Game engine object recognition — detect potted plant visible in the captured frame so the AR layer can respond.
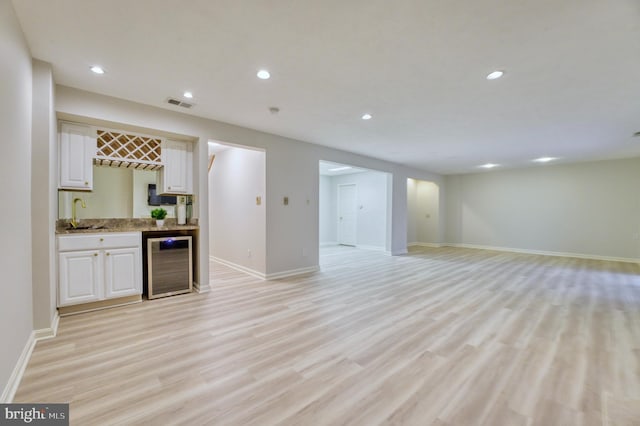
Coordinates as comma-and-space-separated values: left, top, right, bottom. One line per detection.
151, 208, 167, 227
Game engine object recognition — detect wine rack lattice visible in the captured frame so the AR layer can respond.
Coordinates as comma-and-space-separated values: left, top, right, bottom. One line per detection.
95, 129, 163, 170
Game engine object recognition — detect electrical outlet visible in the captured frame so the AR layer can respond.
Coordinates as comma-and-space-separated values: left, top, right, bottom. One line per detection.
302, 247, 308, 257
247, 249, 252, 258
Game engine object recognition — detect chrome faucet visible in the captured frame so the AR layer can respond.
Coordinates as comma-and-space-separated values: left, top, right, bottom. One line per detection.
71, 197, 86, 229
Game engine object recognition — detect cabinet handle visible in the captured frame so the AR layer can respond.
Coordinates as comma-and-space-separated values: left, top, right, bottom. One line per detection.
106, 252, 110, 256
168, 186, 172, 190
85, 181, 89, 185
94, 253, 98, 257
100, 238, 104, 242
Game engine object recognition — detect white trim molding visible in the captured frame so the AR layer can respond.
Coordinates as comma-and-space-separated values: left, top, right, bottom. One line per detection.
192, 281, 210, 293
408, 242, 443, 248
391, 248, 409, 256
1, 312, 62, 402
445, 243, 640, 264
265, 266, 320, 280
211, 256, 320, 281
33, 311, 60, 341
320, 241, 338, 247
211, 256, 266, 280
1, 333, 36, 403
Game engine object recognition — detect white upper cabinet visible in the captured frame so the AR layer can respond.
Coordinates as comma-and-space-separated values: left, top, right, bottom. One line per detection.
157, 139, 193, 194
59, 122, 96, 190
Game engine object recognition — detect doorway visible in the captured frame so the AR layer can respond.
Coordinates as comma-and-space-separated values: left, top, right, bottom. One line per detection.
337, 183, 357, 246
406, 178, 440, 247
319, 161, 391, 253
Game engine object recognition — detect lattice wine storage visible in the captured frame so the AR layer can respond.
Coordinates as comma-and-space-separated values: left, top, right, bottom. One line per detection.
95, 129, 163, 170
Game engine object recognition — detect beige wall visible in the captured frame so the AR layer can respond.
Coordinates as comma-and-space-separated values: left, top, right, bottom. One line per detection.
59, 166, 133, 219
445, 158, 640, 260
0, 0, 34, 400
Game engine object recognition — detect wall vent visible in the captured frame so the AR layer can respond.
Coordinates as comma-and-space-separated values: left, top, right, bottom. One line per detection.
166, 98, 194, 109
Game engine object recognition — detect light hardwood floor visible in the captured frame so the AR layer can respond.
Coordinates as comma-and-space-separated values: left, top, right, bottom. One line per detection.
14, 246, 640, 425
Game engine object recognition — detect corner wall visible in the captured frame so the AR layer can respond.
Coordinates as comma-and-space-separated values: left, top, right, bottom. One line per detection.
209, 146, 266, 275
0, 0, 34, 400
31, 60, 57, 332
444, 158, 640, 260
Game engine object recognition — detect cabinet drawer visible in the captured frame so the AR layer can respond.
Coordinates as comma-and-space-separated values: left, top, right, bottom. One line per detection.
58, 232, 141, 251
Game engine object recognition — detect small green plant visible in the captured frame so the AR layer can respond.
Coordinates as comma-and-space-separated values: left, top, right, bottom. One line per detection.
151, 208, 167, 220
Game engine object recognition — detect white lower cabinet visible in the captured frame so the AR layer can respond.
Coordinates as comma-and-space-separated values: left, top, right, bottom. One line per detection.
58, 232, 142, 307
59, 250, 101, 305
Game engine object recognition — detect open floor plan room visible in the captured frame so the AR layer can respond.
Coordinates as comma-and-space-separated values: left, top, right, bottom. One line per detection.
15, 247, 640, 425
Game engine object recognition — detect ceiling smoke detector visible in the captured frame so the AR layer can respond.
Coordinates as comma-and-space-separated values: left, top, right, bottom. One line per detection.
166, 97, 194, 109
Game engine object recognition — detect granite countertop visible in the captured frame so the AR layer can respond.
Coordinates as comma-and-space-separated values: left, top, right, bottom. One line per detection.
56, 218, 199, 234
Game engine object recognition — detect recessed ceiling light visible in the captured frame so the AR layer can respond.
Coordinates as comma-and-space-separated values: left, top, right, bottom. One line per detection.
486, 70, 504, 80
329, 166, 352, 172
533, 157, 558, 163
479, 163, 499, 169
257, 69, 271, 79
183, 91, 193, 99
361, 113, 372, 120
90, 66, 105, 74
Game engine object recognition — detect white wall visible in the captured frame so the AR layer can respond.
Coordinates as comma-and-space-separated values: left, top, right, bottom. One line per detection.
55, 86, 444, 280
327, 171, 389, 250
209, 146, 266, 274
318, 175, 334, 244
0, 0, 34, 400
31, 60, 57, 331
445, 158, 640, 260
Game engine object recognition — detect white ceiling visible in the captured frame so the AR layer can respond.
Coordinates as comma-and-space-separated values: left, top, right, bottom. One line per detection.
12, 0, 640, 174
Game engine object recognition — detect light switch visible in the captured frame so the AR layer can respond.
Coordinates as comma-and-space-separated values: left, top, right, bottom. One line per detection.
256, 196, 261, 205
284, 196, 289, 206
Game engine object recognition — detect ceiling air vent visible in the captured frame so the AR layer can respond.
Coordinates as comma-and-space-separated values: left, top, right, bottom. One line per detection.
166, 97, 194, 109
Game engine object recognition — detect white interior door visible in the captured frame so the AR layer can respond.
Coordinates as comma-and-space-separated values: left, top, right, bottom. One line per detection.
338, 184, 357, 246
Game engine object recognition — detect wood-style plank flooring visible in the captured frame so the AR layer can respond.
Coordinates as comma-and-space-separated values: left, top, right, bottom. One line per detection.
14, 246, 640, 425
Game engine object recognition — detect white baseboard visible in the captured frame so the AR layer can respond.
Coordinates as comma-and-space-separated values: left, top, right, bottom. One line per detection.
1, 311, 60, 403
0, 332, 36, 403
193, 281, 210, 293
265, 266, 320, 280
211, 256, 266, 280
33, 311, 59, 341
445, 243, 640, 264
408, 242, 442, 248
320, 241, 338, 247
391, 249, 409, 256
211, 256, 320, 280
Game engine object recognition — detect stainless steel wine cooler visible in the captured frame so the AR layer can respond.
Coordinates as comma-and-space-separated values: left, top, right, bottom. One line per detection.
147, 236, 192, 299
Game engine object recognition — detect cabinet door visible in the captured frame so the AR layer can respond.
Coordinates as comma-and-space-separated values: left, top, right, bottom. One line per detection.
104, 247, 142, 299
59, 122, 96, 190
158, 139, 192, 194
59, 250, 102, 306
